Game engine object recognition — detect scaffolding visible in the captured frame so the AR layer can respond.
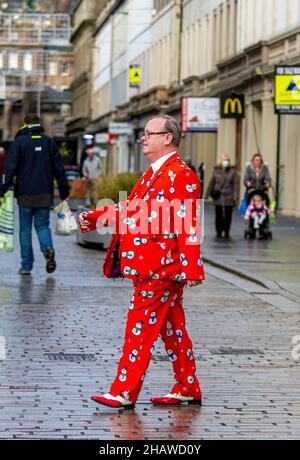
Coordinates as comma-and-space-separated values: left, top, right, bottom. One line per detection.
0, 13, 72, 46
0, 14, 72, 94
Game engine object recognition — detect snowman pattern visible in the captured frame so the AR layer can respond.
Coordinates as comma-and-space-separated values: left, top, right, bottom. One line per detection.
189, 227, 198, 243
166, 321, 174, 336
161, 289, 170, 302
180, 253, 188, 267
176, 329, 183, 343
119, 366, 127, 382
156, 190, 165, 202
167, 349, 177, 362
149, 312, 157, 325
177, 201, 186, 218
161, 250, 173, 266
186, 348, 194, 360
132, 321, 144, 336
129, 349, 139, 362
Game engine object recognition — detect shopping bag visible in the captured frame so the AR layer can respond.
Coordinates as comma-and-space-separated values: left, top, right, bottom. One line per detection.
70, 179, 87, 199
54, 200, 78, 235
269, 199, 277, 224
239, 194, 248, 216
0, 190, 14, 252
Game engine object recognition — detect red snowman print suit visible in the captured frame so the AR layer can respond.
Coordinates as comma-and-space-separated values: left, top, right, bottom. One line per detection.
80, 152, 205, 403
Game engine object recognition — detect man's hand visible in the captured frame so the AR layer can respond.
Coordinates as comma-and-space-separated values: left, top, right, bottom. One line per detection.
186, 280, 203, 287
78, 212, 91, 231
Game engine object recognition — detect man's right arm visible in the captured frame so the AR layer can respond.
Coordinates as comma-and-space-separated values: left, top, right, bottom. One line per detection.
0, 141, 20, 196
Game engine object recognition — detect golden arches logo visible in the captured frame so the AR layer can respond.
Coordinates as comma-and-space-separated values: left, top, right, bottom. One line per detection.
224, 98, 243, 115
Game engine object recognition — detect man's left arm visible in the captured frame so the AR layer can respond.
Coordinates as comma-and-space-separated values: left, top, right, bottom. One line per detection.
171, 169, 205, 283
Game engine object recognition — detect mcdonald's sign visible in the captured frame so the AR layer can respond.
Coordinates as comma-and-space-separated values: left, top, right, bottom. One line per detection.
220, 94, 245, 119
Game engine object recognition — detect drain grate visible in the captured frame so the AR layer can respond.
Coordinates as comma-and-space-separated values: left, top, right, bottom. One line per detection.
45, 353, 96, 362
209, 348, 264, 355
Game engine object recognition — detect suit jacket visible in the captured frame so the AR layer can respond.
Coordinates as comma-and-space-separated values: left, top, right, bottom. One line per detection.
80, 153, 205, 282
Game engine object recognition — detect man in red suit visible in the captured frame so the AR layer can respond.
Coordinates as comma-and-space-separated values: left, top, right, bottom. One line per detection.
79, 115, 205, 409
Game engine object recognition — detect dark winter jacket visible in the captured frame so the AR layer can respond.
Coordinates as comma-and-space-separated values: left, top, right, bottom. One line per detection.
0, 124, 69, 207
243, 163, 271, 191
205, 166, 240, 206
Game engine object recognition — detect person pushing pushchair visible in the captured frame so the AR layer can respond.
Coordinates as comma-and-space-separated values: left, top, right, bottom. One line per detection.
243, 153, 273, 240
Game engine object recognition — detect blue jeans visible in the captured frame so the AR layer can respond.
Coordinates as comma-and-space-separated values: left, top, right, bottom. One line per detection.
19, 207, 53, 271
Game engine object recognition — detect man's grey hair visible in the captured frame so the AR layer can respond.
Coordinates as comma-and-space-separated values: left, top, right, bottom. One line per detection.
153, 115, 182, 148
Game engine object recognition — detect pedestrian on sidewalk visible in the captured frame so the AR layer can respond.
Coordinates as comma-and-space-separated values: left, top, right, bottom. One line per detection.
185, 157, 196, 173
79, 115, 204, 410
0, 114, 69, 275
243, 153, 272, 206
205, 154, 239, 239
82, 147, 102, 207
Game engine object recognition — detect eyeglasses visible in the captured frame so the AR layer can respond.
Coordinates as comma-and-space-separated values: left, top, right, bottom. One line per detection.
141, 131, 170, 140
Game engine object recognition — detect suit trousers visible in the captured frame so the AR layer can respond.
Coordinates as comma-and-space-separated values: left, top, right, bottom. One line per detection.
109, 278, 202, 403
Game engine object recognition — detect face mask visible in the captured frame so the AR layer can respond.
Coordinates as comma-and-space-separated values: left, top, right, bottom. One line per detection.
223, 160, 229, 168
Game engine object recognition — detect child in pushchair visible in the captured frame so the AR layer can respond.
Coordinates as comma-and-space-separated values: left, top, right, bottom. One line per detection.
244, 191, 273, 240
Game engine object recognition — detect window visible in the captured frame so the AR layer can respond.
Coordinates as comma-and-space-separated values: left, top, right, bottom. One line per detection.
49, 61, 58, 76
0, 52, 3, 69
23, 53, 33, 72
8, 52, 18, 69
61, 62, 69, 76
52, 120, 64, 137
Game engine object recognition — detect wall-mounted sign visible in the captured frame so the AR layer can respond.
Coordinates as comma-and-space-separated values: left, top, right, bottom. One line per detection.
94, 133, 109, 144
129, 64, 141, 88
182, 97, 219, 132
220, 94, 245, 119
108, 122, 133, 135
275, 66, 300, 114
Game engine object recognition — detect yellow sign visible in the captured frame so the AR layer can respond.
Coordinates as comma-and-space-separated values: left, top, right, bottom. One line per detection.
220, 94, 244, 119
224, 98, 243, 115
129, 65, 141, 87
275, 75, 300, 105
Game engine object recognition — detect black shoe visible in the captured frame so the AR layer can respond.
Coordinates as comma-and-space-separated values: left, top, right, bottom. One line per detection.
44, 248, 56, 273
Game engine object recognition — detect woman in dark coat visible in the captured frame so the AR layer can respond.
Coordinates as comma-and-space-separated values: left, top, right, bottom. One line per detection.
205, 154, 240, 239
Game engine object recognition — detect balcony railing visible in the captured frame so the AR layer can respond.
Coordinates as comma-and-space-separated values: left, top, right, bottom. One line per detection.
0, 13, 72, 46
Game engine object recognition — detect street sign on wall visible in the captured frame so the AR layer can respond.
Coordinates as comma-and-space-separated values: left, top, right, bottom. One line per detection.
108, 122, 133, 135
182, 97, 219, 132
129, 64, 141, 88
275, 66, 300, 114
220, 94, 245, 119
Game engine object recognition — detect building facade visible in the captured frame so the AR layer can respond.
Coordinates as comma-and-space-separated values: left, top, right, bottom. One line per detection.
0, 13, 73, 141
68, 0, 300, 216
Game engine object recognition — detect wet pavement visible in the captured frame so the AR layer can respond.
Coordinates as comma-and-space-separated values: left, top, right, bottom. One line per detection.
203, 204, 300, 301
0, 209, 300, 439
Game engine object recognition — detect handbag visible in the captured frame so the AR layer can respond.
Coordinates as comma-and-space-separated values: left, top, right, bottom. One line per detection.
210, 174, 228, 200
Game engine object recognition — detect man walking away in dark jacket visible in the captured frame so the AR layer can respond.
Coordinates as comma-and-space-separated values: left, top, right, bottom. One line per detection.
0, 114, 69, 275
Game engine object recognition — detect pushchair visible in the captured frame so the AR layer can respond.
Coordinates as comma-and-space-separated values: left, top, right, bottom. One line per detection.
244, 190, 273, 240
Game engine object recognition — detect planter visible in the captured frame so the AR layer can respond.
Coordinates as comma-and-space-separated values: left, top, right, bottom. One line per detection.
76, 206, 113, 249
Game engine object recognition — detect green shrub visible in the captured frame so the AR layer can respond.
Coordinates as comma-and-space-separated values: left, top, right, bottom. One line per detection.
94, 172, 141, 203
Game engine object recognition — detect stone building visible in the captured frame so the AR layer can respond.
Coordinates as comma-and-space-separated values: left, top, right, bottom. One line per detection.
68, 0, 300, 216
0, 12, 73, 141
